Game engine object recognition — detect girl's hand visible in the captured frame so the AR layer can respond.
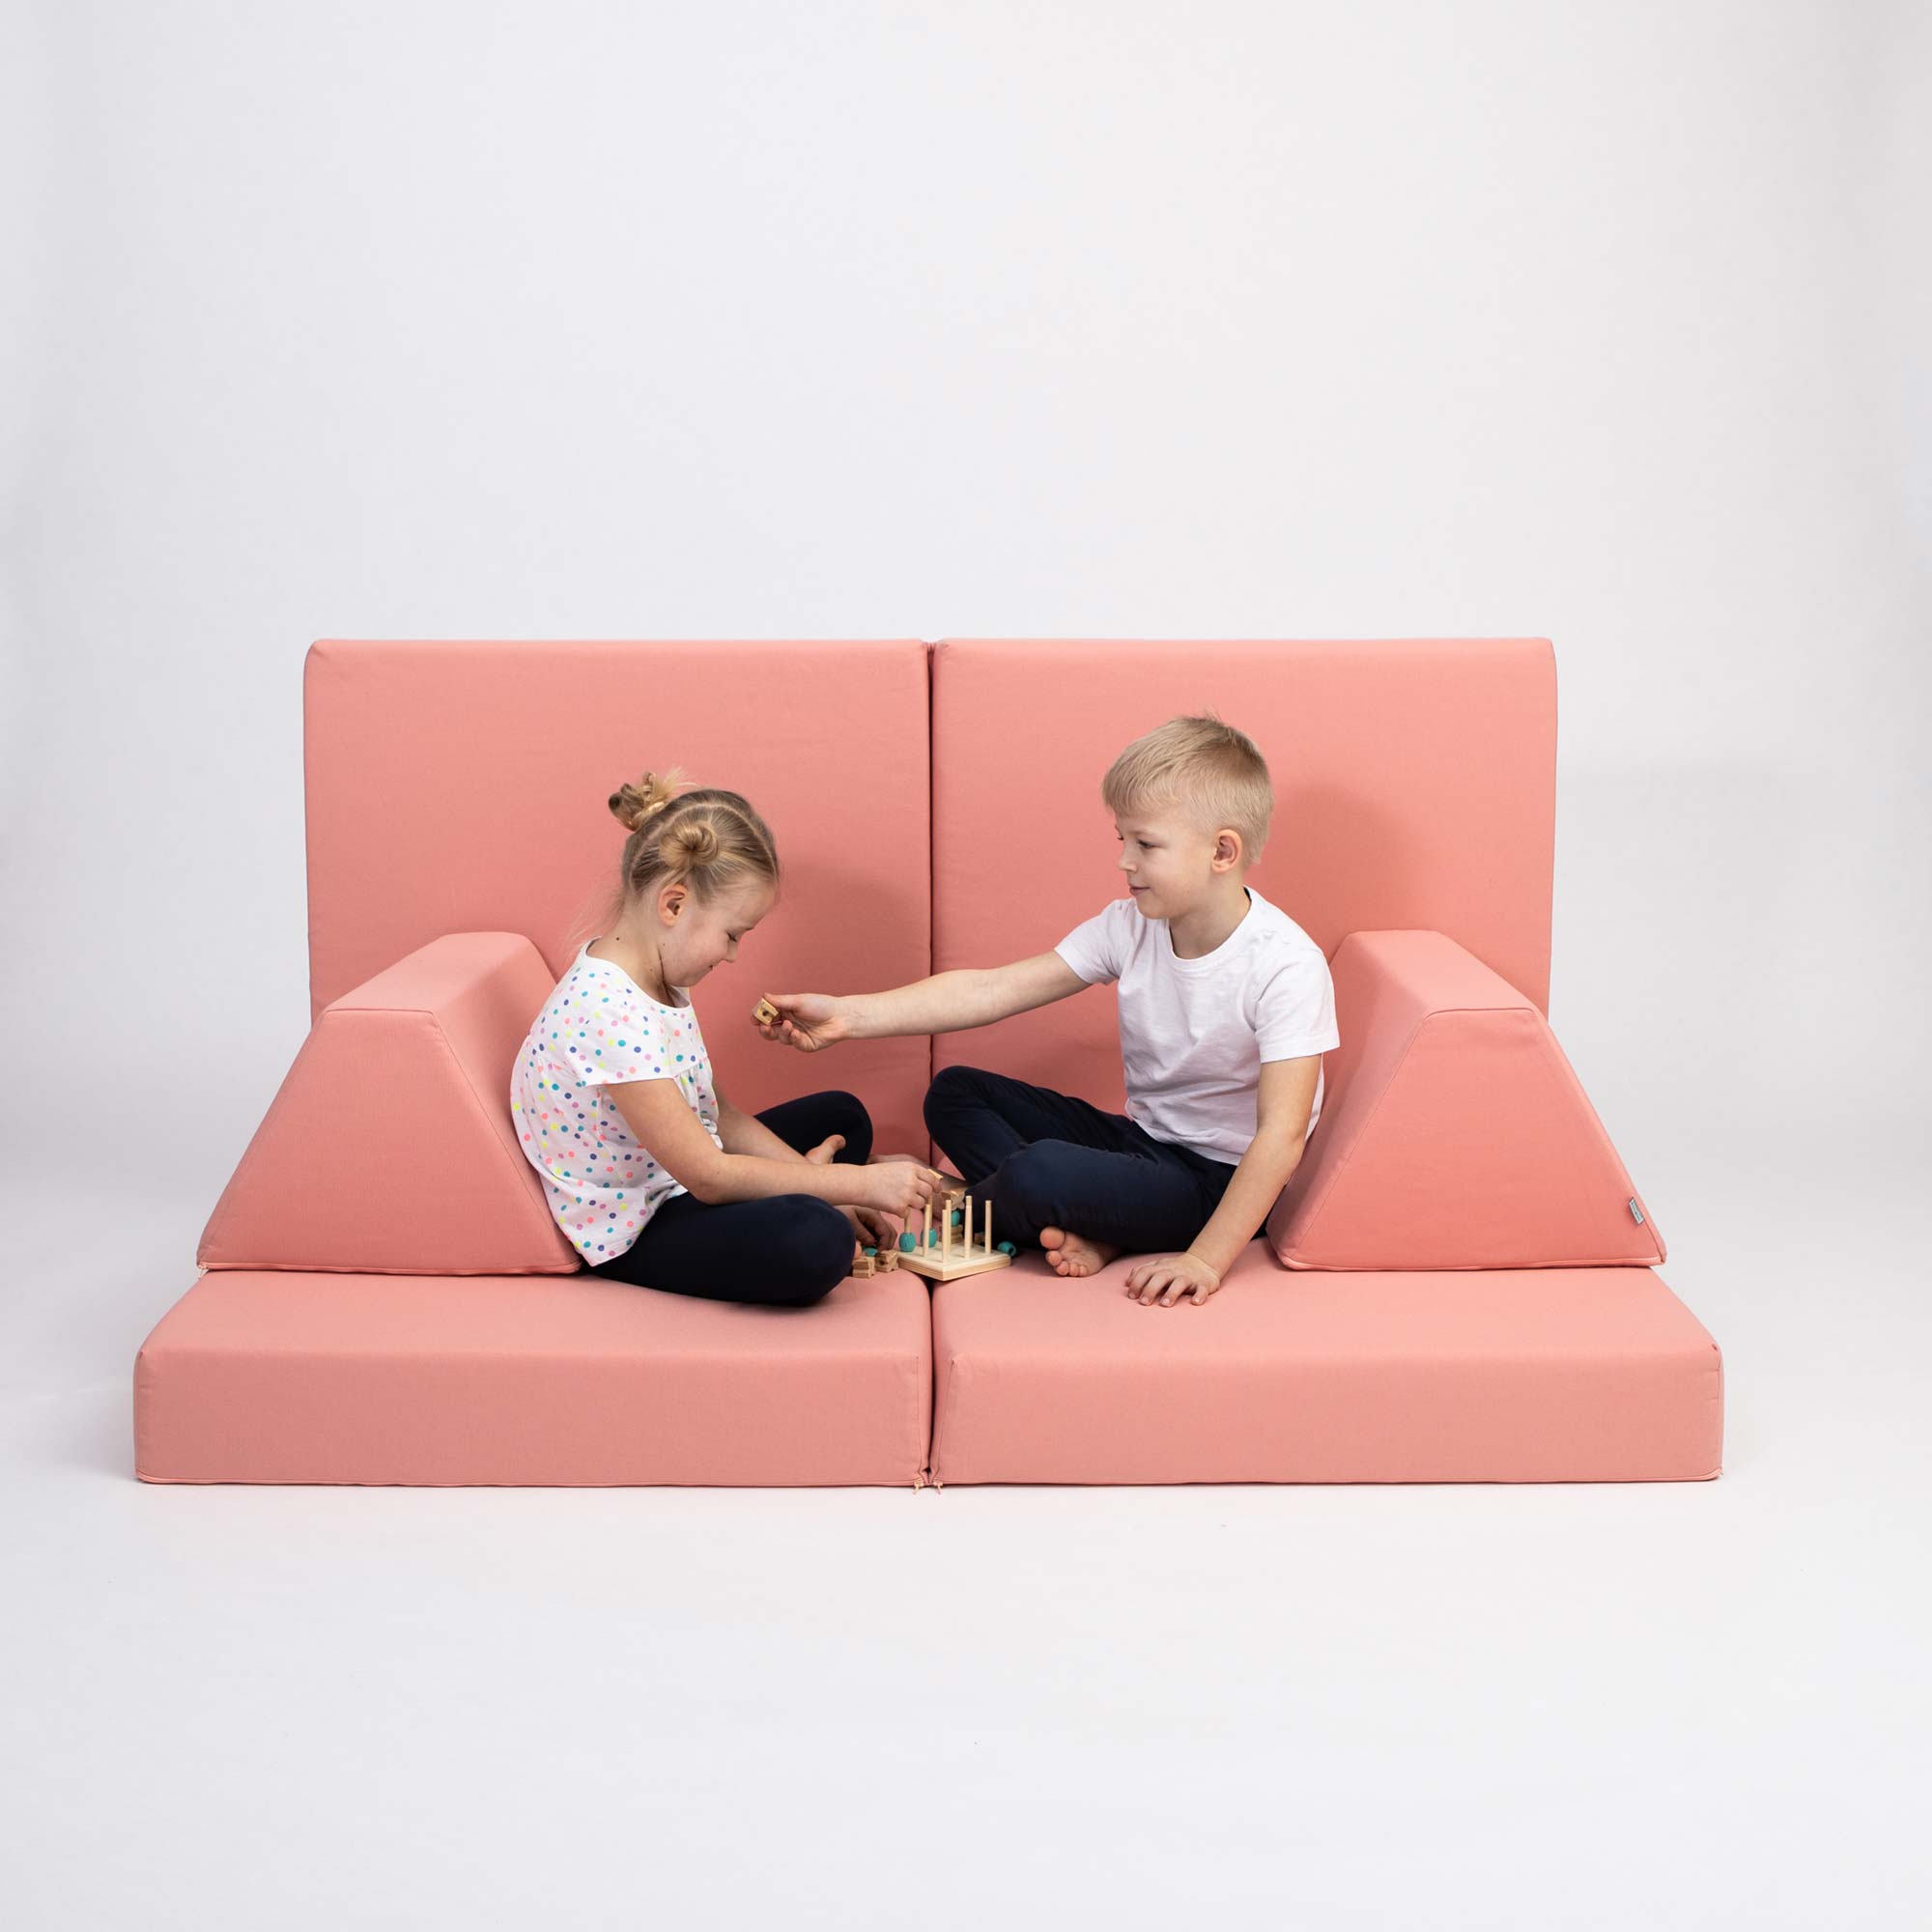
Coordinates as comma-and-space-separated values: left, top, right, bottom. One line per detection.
841, 1205, 897, 1252
854, 1161, 944, 1219
807, 1135, 896, 1253
1124, 1252, 1222, 1307
755, 993, 856, 1053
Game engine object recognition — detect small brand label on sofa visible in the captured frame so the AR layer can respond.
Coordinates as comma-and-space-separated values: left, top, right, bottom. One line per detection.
1628, 1198, 1645, 1225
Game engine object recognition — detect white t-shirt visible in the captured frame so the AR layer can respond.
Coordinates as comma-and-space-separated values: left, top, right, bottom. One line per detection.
1054, 886, 1340, 1164
510, 941, 723, 1264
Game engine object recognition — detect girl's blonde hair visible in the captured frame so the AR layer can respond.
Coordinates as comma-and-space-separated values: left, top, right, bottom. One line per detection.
568, 765, 781, 948
1100, 712, 1274, 864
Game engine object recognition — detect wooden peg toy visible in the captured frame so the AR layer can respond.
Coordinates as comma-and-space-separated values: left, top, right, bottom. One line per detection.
893, 1182, 1015, 1283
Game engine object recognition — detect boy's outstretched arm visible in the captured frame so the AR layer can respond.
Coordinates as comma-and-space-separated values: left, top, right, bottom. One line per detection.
1125, 1056, 1322, 1306
756, 952, 1085, 1051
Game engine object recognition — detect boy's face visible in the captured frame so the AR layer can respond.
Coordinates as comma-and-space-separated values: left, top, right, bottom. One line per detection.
1114, 806, 1241, 917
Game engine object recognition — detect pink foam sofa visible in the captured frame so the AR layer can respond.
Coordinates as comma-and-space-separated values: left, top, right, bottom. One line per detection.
133, 639, 1723, 1487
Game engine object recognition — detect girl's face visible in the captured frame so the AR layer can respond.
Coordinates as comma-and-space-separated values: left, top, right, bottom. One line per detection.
651, 877, 776, 988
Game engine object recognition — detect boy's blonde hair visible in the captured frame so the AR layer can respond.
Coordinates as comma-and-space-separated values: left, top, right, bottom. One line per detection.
1100, 713, 1274, 866
580, 766, 781, 942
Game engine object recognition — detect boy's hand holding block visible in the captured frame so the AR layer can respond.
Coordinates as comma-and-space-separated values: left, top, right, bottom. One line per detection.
749, 991, 858, 1053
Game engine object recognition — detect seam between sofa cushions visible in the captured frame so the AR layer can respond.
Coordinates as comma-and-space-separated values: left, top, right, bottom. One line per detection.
912, 1326, 934, 1488
924, 639, 939, 1172
928, 1307, 964, 1485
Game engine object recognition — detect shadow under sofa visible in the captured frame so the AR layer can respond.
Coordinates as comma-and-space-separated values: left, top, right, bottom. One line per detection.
132, 636, 1723, 1488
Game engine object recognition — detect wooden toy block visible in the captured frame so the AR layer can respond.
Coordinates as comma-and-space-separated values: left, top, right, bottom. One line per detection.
752, 997, 781, 1028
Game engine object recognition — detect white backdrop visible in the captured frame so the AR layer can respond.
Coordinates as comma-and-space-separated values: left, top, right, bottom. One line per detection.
4, 0, 1926, 1196
4, 5, 1929, 1927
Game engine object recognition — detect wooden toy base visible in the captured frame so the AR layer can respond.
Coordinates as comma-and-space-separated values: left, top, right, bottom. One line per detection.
894, 1247, 1014, 1283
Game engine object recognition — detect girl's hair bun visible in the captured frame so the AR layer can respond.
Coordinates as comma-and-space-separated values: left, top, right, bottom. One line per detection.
668, 818, 721, 867
609, 765, 689, 835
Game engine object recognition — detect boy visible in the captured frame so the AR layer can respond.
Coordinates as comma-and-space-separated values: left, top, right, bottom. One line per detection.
755, 715, 1338, 1307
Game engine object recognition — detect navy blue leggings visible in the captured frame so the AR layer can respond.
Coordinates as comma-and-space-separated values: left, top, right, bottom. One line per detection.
923, 1064, 1239, 1257
588, 1090, 872, 1307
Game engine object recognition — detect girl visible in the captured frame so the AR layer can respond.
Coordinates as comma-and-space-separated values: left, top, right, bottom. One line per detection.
511, 765, 941, 1306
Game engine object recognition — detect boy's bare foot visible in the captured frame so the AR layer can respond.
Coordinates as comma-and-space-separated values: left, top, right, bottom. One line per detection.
1039, 1226, 1121, 1278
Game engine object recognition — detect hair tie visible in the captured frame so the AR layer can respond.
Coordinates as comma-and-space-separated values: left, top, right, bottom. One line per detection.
636, 796, 670, 826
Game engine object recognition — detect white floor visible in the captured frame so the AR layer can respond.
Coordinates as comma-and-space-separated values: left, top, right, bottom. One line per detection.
5, 1128, 1927, 1932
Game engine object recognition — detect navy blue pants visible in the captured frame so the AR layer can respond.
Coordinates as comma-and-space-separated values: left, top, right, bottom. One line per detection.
923, 1064, 1239, 1257
589, 1090, 872, 1307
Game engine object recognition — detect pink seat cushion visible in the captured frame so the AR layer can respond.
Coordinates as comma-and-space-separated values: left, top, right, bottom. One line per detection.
1267, 931, 1663, 1271
136, 1267, 932, 1487
198, 932, 580, 1276
929, 1251, 1721, 1485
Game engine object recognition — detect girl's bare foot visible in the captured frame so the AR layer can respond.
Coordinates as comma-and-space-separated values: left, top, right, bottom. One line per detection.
1039, 1226, 1121, 1278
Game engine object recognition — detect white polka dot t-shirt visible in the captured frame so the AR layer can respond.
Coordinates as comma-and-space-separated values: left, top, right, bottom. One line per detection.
511, 941, 722, 1264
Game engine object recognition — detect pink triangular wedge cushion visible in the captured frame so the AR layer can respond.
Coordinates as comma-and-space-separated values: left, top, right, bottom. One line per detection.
198, 932, 579, 1276
1266, 930, 1663, 1271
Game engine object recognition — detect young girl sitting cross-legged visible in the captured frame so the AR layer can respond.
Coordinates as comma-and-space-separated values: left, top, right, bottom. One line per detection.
510, 764, 942, 1306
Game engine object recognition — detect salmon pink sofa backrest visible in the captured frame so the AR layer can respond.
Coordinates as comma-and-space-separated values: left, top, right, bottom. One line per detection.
303, 639, 935, 1153
927, 639, 1557, 1112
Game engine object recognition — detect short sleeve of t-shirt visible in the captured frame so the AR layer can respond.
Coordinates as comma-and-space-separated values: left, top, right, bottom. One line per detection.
1253, 946, 1341, 1064
558, 985, 681, 1087
1054, 897, 1137, 986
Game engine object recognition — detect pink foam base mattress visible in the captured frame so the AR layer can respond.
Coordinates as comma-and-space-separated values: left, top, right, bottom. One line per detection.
930, 1251, 1721, 1485
135, 1252, 1720, 1487
136, 1269, 934, 1488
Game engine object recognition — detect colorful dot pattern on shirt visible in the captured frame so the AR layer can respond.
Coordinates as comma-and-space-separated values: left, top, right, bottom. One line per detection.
509, 942, 724, 1263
